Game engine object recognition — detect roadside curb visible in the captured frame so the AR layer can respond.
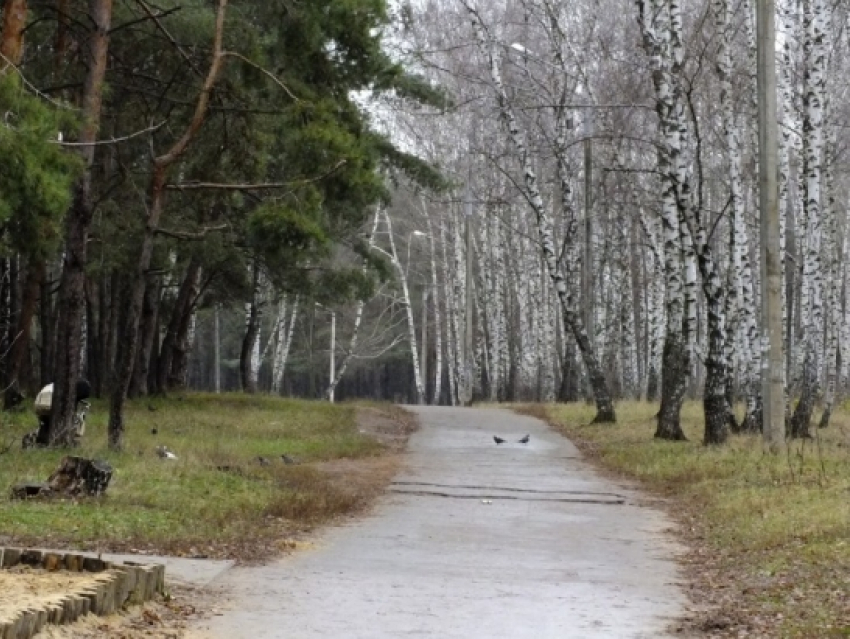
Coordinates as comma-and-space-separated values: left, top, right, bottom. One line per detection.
0, 547, 165, 639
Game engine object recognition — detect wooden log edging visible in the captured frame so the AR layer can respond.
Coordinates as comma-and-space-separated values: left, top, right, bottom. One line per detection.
0, 547, 165, 639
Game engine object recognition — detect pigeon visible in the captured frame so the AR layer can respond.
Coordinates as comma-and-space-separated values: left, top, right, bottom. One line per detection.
281, 454, 300, 465
518, 434, 530, 444
148, 404, 157, 412
150, 427, 158, 435
493, 436, 506, 444
155, 445, 177, 460
256, 456, 270, 466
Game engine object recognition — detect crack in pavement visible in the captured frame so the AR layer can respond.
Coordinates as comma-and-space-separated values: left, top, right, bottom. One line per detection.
391, 480, 625, 499
389, 488, 626, 505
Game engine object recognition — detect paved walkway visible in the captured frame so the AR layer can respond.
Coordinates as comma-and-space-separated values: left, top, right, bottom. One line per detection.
187, 407, 687, 638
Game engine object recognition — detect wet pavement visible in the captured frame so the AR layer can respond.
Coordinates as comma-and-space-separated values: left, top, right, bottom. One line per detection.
187, 406, 687, 638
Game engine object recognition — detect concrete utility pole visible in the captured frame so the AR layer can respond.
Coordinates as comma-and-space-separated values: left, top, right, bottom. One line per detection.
214, 304, 221, 393
463, 183, 475, 407
421, 289, 428, 404
583, 121, 594, 344
329, 311, 336, 403
757, 0, 785, 451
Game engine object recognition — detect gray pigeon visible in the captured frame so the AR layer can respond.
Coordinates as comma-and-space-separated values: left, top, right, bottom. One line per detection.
518, 434, 530, 444
493, 436, 506, 444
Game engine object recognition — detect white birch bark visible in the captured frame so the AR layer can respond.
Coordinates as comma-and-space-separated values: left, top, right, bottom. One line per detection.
639, 210, 665, 400
819, 124, 839, 428
440, 216, 459, 405
639, 0, 730, 442
463, 1, 616, 421
271, 295, 299, 395
790, 0, 829, 437
381, 207, 426, 403
423, 209, 443, 404
714, 0, 759, 430
326, 207, 382, 400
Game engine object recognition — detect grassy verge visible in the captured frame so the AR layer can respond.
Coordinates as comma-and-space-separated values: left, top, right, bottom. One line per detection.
0, 394, 411, 561
522, 401, 850, 638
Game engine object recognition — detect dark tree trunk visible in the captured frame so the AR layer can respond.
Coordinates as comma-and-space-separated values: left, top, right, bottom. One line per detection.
5, 260, 42, 407
108, 0, 226, 449
158, 259, 201, 393
789, 352, 816, 439
0, 259, 9, 390
557, 340, 580, 402
49, 0, 112, 446
567, 316, 616, 422
85, 278, 101, 396
646, 366, 659, 403
39, 268, 56, 386
109, 171, 163, 449
702, 303, 729, 445
104, 272, 122, 393
50, 190, 93, 446
168, 290, 198, 390
5, 255, 20, 378
655, 333, 689, 440
130, 276, 160, 397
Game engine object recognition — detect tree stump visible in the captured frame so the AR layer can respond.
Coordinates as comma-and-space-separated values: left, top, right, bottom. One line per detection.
47, 457, 113, 496
10, 483, 52, 499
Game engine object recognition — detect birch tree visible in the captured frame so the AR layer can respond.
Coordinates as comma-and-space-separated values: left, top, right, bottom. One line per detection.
789, 0, 829, 438
462, 0, 616, 422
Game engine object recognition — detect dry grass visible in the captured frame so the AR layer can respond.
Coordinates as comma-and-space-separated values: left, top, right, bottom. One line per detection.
0, 394, 407, 561
523, 400, 850, 638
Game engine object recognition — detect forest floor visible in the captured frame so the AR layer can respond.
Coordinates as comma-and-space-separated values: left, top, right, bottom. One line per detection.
0, 396, 416, 638
523, 400, 850, 639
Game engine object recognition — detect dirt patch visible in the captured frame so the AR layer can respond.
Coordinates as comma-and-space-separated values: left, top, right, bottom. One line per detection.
312, 404, 418, 498
4, 404, 417, 639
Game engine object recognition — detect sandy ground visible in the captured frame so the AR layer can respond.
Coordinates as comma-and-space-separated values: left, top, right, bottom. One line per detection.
0, 566, 105, 623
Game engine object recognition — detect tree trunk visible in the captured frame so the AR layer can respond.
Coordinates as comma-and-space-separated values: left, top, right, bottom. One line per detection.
4, 260, 41, 407
382, 207, 425, 404
0, 0, 27, 70
463, 9, 615, 422
39, 267, 56, 386
425, 213, 443, 404
271, 296, 298, 394
130, 276, 161, 397
49, 0, 112, 446
656, 332, 689, 440
108, 0, 227, 449
703, 290, 730, 445
240, 261, 262, 394
157, 259, 201, 393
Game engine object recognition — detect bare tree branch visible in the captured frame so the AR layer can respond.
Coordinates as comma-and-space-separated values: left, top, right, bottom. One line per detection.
166, 160, 347, 190
52, 119, 167, 146
223, 51, 300, 102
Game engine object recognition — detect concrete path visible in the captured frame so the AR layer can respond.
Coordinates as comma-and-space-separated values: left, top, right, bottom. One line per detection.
188, 407, 687, 638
